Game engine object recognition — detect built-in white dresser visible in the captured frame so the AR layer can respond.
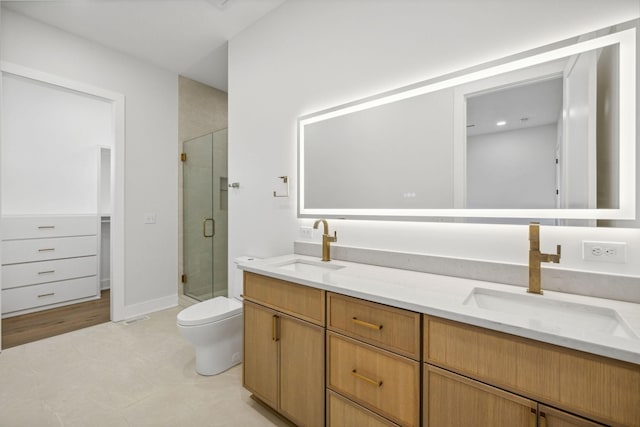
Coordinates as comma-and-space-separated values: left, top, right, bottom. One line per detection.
1, 215, 100, 318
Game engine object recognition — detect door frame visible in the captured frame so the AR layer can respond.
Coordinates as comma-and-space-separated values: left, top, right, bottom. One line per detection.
0, 61, 126, 333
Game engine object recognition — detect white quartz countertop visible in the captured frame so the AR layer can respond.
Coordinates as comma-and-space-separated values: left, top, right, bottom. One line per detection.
238, 254, 640, 365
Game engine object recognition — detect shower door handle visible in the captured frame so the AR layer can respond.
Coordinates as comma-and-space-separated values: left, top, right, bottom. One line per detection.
203, 218, 215, 238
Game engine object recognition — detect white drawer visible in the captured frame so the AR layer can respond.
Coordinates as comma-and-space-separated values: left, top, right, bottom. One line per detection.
1, 236, 97, 264
1, 276, 98, 315
2, 256, 97, 290
2, 215, 97, 240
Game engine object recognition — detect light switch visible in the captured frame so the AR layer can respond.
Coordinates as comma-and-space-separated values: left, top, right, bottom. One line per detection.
144, 213, 157, 224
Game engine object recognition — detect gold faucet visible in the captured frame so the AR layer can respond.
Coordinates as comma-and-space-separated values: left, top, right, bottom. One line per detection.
313, 219, 337, 262
528, 222, 561, 295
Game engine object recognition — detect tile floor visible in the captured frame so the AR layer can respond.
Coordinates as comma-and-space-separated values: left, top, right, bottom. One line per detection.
0, 306, 290, 427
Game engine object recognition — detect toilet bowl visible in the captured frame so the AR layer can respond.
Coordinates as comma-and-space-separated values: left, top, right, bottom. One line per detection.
177, 296, 243, 376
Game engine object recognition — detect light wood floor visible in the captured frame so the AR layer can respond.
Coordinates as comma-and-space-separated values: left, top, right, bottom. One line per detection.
1, 289, 110, 349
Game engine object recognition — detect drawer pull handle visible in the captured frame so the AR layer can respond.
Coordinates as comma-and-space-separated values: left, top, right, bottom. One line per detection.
37, 292, 55, 298
351, 369, 382, 387
530, 409, 537, 427
38, 270, 55, 275
351, 317, 383, 330
38, 225, 55, 229
38, 248, 55, 252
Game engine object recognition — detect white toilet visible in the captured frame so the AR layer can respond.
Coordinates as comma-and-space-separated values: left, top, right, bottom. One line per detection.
177, 257, 255, 376
177, 296, 242, 375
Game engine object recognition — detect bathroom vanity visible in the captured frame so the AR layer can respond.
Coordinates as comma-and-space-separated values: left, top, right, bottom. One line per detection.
240, 255, 640, 427
243, 272, 325, 427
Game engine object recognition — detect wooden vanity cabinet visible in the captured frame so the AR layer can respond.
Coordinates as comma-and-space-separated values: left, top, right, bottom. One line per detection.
243, 273, 325, 427
327, 293, 421, 427
243, 270, 638, 427
423, 315, 639, 427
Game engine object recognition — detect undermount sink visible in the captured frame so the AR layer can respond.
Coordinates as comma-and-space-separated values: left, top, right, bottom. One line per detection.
463, 287, 638, 340
274, 259, 345, 274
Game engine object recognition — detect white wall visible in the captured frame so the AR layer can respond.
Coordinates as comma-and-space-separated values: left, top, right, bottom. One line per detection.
228, 0, 640, 288
1, 9, 178, 311
467, 125, 557, 209
2, 74, 112, 214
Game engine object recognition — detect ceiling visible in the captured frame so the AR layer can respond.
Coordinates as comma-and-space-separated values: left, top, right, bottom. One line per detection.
1, 0, 287, 92
466, 77, 564, 137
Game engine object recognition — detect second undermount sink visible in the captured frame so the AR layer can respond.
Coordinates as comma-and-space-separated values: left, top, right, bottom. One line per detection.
463, 287, 638, 340
274, 259, 345, 274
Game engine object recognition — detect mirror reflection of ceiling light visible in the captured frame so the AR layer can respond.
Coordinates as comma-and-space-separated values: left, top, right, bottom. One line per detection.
496, 120, 507, 126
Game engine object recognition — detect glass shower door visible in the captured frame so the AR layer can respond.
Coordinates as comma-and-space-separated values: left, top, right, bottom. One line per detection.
182, 130, 228, 301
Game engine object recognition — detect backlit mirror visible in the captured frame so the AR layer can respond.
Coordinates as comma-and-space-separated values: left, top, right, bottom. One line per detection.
298, 23, 636, 222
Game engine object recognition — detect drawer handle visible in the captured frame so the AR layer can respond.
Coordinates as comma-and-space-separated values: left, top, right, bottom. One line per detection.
351, 317, 383, 330
38, 270, 56, 275
38, 225, 55, 229
530, 409, 537, 427
351, 369, 382, 387
38, 248, 55, 252
37, 292, 55, 298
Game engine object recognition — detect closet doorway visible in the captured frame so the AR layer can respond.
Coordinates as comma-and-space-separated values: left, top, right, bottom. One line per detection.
0, 64, 125, 349
182, 129, 228, 301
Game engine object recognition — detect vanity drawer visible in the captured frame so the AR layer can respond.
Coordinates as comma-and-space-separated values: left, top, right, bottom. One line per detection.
243, 272, 325, 325
327, 292, 421, 360
1, 236, 97, 264
2, 256, 97, 289
424, 315, 640, 427
2, 215, 97, 240
2, 276, 98, 315
327, 332, 420, 427
327, 390, 400, 427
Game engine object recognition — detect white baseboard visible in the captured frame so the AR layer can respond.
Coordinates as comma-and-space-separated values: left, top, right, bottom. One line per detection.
122, 294, 178, 320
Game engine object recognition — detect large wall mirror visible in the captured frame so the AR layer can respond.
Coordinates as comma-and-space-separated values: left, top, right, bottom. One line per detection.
298, 22, 636, 224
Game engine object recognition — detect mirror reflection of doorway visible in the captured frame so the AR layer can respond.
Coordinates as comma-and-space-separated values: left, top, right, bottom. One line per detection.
182, 129, 228, 301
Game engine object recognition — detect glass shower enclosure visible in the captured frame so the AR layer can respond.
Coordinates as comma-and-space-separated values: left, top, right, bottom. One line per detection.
182, 129, 228, 301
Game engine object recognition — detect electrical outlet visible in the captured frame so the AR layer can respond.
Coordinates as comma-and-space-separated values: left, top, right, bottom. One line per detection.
299, 226, 313, 239
582, 241, 626, 263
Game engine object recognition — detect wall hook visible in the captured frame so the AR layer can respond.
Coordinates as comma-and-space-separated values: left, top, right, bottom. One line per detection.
273, 176, 289, 198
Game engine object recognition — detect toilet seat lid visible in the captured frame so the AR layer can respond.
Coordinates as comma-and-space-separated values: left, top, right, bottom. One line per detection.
177, 296, 242, 326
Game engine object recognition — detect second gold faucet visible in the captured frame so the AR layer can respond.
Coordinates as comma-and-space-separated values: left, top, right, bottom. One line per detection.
528, 222, 561, 295
313, 219, 337, 262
